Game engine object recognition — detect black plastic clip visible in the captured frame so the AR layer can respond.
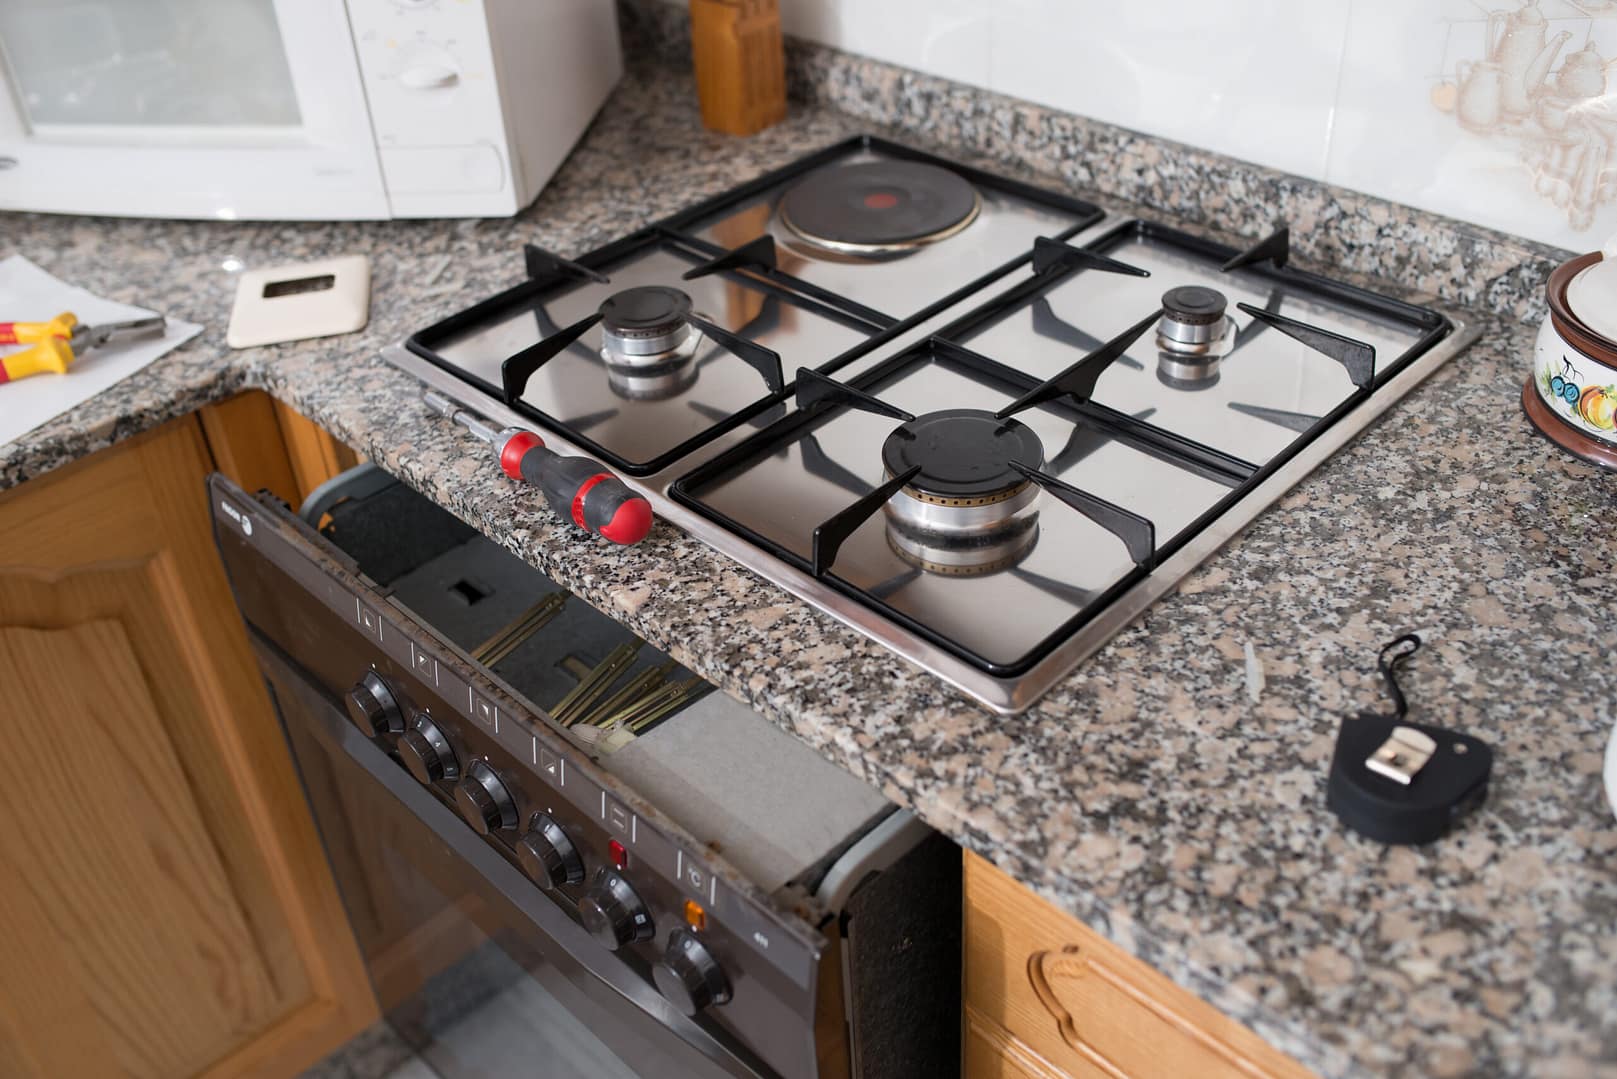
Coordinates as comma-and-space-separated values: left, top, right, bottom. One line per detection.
1326, 635, 1492, 845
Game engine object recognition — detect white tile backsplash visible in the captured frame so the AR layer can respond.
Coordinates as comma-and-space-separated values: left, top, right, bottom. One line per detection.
671, 0, 1617, 251
1326, 0, 1617, 251
986, 0, 1353, 180
780, 0, 992, 87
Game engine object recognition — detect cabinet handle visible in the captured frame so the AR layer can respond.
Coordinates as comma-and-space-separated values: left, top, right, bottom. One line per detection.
1027, 946, 1093, 1053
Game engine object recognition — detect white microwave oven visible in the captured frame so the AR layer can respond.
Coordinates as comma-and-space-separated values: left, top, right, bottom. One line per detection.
0, 0, 623, 220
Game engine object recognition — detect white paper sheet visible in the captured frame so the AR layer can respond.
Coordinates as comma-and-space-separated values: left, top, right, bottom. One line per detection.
0, 255, 204, 448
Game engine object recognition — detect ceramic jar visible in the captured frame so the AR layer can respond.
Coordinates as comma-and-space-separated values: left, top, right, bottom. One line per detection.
1526, 241, 1617, 466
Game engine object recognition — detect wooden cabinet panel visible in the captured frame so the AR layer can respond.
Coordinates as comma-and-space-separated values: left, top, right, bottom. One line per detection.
0, 614, 282, 1077
198, 391, 303, 507
200, 391, 360, 510
270, 398, 360, 504
965, 1004, 1071, 1079
963, 852, 1312, 1079
0, 418, 375, 1078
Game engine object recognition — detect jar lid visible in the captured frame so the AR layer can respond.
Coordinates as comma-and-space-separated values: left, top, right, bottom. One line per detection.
1564, 232, 1617, 343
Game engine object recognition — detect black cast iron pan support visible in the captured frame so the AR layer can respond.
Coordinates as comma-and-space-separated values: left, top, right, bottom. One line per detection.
681, 235, 779, 280
524, 242, 610, 284
501, 311, 605, 403
1031, 298, 1146, 371
1220, 227, 1290, 273
1031, 236, 1151, 279
686, 313, 786, 392
1007, 461, 1155, 568
996, 309, 1161, 417
1235, 302, 1376, 389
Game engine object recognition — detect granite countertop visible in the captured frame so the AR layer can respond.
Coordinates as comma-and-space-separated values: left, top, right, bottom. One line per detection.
3, 55, 1614, 1079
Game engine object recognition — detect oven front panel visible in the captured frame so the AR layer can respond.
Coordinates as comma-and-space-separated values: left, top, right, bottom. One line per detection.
261, 640, 727, 1078
208, 476, 831, 1079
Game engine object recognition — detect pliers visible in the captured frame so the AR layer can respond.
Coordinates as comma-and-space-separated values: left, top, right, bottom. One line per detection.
0, 310, 167, 384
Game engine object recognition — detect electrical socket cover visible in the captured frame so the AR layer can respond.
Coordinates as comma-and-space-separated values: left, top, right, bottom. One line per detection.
227, 255, 370, 349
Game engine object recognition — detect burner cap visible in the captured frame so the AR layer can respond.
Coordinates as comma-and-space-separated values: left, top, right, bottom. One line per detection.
1161, 286, 1228, 325
881, 409, 1045, 502
599, 286, 693, 338
780, 160, 981, 253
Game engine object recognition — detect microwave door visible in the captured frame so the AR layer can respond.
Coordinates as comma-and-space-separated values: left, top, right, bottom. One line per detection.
0, 0, 386, 219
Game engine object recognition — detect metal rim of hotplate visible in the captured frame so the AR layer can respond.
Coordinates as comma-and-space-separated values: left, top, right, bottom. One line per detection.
780, 189, 984, 257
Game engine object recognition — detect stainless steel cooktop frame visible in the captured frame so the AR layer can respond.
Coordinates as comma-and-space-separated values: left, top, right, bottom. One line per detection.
387, 291, 1477, 715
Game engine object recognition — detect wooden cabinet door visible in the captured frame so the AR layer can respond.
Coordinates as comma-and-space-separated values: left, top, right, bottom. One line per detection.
963, 852, 1313, 1079
0, 418, 375, 1078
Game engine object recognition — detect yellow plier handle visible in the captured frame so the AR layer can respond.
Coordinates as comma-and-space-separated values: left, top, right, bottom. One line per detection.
0, 338, 76, 383
0, 311, 77, 345
0, 311, 78, 384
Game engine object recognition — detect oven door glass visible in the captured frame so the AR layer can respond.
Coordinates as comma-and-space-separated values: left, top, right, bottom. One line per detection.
257, 641, 758, 1079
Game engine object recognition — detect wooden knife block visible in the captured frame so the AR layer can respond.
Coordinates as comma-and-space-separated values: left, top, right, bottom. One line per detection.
689, 0, 787, 136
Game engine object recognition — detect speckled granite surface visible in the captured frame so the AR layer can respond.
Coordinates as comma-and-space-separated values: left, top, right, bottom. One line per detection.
3, 44, 1614, 1079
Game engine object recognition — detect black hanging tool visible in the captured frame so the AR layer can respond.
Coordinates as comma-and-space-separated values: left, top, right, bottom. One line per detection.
1326, 635, 1492, 845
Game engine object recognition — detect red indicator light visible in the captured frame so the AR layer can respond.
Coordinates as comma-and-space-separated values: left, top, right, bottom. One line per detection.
609, 839, 628, 869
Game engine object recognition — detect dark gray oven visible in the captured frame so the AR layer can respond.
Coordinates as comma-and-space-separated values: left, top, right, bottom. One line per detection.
208, 470, 959, 1079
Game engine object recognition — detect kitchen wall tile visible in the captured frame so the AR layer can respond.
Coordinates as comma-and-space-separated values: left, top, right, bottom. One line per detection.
656, 0, 1607, 250
779, 0, 993, 88
984, 0, 1353, 180
1326, 0, 1617, 252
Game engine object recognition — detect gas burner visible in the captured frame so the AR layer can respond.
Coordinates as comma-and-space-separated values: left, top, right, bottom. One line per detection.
598, 286, 702, 400
600, 285, 694, 351
779, 160, 982, 256
1155, 285, 1235, 389
878, 409, 1045, 573
794, 368, 1156, 587
497, 258, 785, 408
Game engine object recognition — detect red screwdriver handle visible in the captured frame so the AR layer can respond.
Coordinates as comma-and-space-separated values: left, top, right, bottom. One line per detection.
497, 431, 653, 545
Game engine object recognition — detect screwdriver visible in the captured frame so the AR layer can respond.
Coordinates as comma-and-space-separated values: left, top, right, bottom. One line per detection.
424, 390, 653, 546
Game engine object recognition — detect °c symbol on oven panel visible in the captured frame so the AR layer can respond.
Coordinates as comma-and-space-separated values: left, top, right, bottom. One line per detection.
676, 852, 718, 905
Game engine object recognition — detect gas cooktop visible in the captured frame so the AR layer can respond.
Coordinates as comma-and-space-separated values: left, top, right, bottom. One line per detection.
387, 135, 1479, 714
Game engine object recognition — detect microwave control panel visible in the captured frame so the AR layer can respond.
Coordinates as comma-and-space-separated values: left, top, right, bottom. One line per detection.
345, 0, 622, 217
348, 0, 512, 211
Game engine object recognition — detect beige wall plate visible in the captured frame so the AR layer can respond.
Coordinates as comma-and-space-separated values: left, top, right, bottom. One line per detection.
227, 255, 370, 349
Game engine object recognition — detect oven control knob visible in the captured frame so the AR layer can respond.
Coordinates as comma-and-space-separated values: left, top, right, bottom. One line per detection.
347, 672, 406, 737
454, 761, 518, 834
654, 930, 731, 1016
516, 814, 584, 891
578, 869, 654, 950
398, 714, 458, 784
